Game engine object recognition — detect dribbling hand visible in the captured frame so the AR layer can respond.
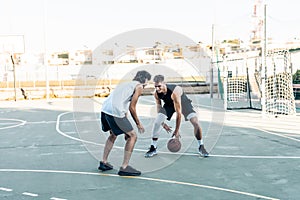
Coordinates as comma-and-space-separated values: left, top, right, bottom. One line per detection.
171, 131, 180, 139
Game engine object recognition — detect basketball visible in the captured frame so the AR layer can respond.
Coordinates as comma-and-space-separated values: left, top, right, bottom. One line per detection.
167, 138, 181, 152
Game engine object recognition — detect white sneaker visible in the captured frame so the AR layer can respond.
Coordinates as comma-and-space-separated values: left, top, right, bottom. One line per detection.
145, 145, 157, 158
198, 145, 209, 157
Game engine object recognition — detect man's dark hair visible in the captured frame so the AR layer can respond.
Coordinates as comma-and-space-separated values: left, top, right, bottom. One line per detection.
133, 70, 151, 84
153, 75, 164, 83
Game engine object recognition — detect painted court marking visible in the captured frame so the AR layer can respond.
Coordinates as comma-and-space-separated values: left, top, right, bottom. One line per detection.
0, 169, 279, 200
224, 119, 300, 143
0, 185, 66, 200
1, 111, 298, 159
22, 192, 39, 197
56, 111, 300, 159
92, 98, 300, 143
1, 102, 298, 200
50, 197, 67, 200
0, 187, 13, 192
0, 118, 26, 130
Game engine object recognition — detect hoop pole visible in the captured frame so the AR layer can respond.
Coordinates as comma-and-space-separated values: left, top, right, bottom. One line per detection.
11, 55, 17, 101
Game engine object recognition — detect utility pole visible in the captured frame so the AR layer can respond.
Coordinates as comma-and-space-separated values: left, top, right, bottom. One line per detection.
261, 4, 267, 116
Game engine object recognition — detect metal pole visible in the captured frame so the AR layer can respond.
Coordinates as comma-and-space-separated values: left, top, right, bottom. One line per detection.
261, 4, 267, 116
210, 24, 215, 98
11, 55, 17, 101
223, 57, 228, 110
245, 55, 252, 109
43, 0, 49, 101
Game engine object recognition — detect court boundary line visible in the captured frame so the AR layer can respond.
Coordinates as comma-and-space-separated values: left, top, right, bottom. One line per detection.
0, 112, 292, 160
56, 112, 300, 159
56, 111, 300, 159
0, 169, 279, 200
0, 118, 26, 130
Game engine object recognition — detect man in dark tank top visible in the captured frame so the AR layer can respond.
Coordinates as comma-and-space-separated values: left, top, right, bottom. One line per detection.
145, 75, 209, 158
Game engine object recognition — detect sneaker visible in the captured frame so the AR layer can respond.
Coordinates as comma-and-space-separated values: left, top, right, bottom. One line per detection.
198, 145, 209, 157
98, 161, 113, 171
144, 145, 157, 158
118, 165, 141, 176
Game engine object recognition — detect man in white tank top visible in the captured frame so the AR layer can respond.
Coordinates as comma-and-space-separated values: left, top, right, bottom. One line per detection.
99, 70, 151, 176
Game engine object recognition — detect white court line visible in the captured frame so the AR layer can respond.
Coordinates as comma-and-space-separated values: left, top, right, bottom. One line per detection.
56, 112, 101, 146
22, 192, 38, 197
209, 154, 300, 159
284, 133, 300, 137
0, 118, 26, 130
158, 152, 300, 159
0, 169, 279, 200
50, 197, 67, 200
56, 112, 300, 159
237, 123, 300, 143
0, 122, 21, 125
0, 187, 13, 192
25, 119, 100, 125
192, 102, 300, 143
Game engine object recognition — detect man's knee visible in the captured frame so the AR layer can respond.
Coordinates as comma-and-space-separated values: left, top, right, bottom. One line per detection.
109, 131, 117, 141
154, 113, 167, 125
152, 113, 167, 137
125, 130, 137, 141
189, 116, 200, 127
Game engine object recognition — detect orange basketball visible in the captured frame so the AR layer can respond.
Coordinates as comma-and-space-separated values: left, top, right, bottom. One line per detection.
167, 138, 181, 152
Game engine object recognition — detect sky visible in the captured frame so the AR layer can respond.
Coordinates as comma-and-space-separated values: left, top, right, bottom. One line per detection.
0, 0, 299, 53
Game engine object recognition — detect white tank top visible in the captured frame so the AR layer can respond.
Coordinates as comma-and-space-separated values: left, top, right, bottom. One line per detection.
101, 81, 139, 117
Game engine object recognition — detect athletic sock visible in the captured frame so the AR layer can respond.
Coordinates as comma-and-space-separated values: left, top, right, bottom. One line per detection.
198, 140, 203, 147
151, 140, 158, 148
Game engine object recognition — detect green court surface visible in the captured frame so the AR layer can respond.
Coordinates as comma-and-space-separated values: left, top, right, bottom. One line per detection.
0, 97, 299, 200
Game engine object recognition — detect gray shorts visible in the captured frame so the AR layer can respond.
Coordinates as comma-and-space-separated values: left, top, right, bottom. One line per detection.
159, 102, 195, 121
101, 112, 133, 135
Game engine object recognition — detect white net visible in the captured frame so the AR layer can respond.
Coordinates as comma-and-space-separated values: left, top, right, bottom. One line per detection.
264, 51, 296, 115
222, 54, 262, 110
221, 50, 296, 115
227, 77, 247, 101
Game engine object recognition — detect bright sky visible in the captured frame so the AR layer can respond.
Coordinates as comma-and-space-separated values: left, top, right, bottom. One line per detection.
0, 0, 299, 53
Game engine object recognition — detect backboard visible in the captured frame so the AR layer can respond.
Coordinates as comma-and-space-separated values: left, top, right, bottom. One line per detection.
0, 35, 25, 54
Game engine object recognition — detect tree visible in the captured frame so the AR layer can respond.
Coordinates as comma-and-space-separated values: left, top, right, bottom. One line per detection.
293, 70, 300, 84
293, 70, 300, 99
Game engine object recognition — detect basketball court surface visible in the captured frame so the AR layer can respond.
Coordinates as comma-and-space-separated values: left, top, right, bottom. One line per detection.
0, 95, 299, 200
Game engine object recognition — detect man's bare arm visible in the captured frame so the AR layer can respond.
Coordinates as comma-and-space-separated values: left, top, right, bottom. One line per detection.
171, 86, 183, 138
154, 92, 162, 113
129, 84, 144, 133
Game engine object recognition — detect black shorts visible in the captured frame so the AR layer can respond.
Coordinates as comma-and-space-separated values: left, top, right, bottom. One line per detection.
159, 101, 195, 121
101, 112, 133, 135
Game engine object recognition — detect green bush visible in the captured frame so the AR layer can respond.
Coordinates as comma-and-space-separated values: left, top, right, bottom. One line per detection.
293, 70, 300, 84
293, 70, 300, 99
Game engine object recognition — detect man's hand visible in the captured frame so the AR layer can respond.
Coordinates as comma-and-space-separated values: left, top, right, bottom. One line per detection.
137, 124, 145, 134
172, 131, 180, 139
162, 123, 172, 133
